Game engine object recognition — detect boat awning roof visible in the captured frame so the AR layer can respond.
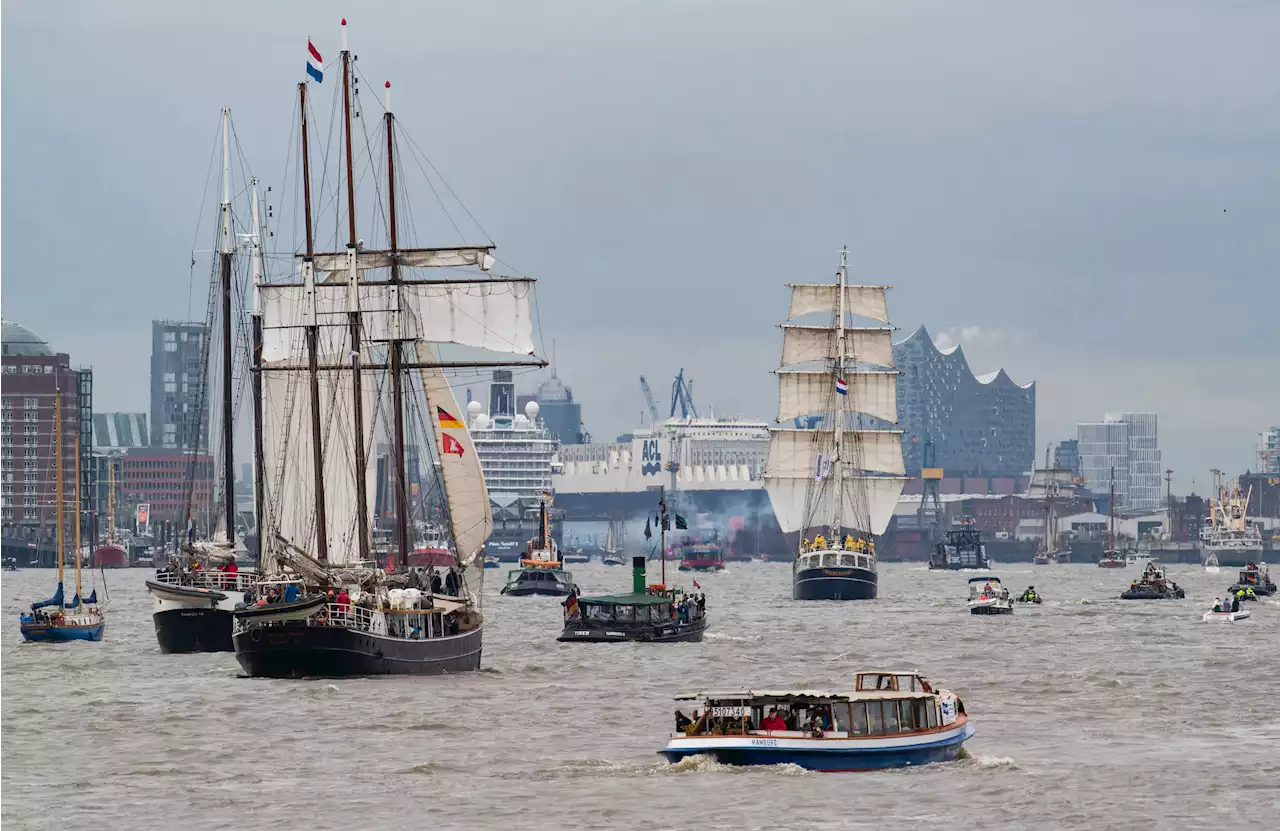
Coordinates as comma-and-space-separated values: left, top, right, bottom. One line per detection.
581, 592, 671, 606
968, 576, 1001, 583
673, 689, 935, 702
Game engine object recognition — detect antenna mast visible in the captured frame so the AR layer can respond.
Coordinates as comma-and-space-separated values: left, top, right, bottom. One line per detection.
340, 19, 372, 562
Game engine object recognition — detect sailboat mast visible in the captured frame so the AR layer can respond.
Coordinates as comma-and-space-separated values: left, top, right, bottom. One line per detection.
107, 456, 116, 545
218, 107, 237, 547
660, 486, 667, 587
1108, 465, 1116, 551
55, 391, 64, 585
829, 248, 848, 537
298, 80, 330, 564
340, 22, 371, 562
74, 432, 83, 603
250, 178, 266, 561
385, 82, 410, 571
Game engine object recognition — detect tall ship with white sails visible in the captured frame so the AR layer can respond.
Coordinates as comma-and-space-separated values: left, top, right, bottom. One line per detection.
231, 21, 543, 677
765, 248, 908, 600
1200, 479, 1264, 568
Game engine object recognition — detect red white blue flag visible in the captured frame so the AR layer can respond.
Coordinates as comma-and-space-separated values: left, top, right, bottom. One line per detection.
835, 377, 848, 395
306, 40, 324, 83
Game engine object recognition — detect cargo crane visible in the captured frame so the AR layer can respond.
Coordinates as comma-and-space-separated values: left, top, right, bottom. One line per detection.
639, 375, 661, 425
669, 368, 698, 419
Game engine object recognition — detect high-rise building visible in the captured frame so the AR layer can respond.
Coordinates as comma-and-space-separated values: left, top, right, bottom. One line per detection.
1053, 439, 1079, 476
1259, 427, 1280, 475
893, 326, 1035, 477
92, 412, 149, 451
150, 320, 208, 452
1077, 412, 1161, 510
533, 371, 584, 445
2, 321, 93, 543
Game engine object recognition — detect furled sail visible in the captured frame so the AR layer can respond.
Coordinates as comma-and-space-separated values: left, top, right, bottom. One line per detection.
416, 343, 491, 602
766, 429, 905, 478
764, 475, 905, 536
259, 279, 536, 361
260, 351, 379, 567
776, 370, 897, 423
787, 284, 890, 323
779, 325, 894, 368
307, 245, 495, 275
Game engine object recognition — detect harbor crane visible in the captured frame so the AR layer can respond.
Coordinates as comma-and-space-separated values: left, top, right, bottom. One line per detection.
639, 375, 661, 425
669, 368, 699, 419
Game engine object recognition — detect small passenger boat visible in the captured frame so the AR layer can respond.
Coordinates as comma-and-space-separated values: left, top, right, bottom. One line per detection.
1120, 561, 1184, 600
483, 556, 501, 570
558, 556, 706, 643
602, 554, 626, 566
676, 528, 726, 572
1203, 608, 1250, 623
967, 576, 1014, 614
928, 518, 989, 570
660, 670, 973, 772
1098, 549, 1127, 569
1226, 564, 1275, 597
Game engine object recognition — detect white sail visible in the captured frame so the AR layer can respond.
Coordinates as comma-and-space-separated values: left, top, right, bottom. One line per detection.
309, 245, 495, 275
787, 284, 889, 323
776, 370, 897, 423
766, 429, 904, 478
261, 363, 379, 566
260, 279, 536, 361
780, 325, 894, 367
415, 343, 492, 600
764, 475, 906, 536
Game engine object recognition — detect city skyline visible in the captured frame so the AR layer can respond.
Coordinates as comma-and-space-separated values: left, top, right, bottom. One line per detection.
3, 1, 1277, 494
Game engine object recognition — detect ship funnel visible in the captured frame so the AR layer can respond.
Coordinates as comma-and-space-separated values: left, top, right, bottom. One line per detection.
632, 556, 647, 594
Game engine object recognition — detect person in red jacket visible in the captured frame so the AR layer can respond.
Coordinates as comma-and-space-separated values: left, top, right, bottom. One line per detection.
760, 708, 787, 731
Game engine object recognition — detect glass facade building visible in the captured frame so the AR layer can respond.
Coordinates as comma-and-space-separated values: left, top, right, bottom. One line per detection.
1077, 413, 1161, 510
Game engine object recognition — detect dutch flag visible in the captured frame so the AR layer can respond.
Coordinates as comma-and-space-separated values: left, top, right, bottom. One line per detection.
306, 40, 324, 83
835, 377, 848, 395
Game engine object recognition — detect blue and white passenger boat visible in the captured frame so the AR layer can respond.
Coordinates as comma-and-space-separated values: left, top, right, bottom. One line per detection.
661, 671, 973, 771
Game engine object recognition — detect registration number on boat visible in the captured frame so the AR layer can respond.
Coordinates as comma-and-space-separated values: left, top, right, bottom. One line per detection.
750, 738, 778, 747
711, 706, 750, 717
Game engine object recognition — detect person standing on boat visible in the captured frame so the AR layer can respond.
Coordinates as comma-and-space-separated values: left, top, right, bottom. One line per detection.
760, 709, 787, 732
283, 583, 300, 603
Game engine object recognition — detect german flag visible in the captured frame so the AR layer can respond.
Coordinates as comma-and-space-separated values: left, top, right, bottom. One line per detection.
437, 407, 464, 429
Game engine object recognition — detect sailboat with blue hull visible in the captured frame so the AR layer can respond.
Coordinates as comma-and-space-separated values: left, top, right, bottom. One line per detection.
19, 392, 106, 642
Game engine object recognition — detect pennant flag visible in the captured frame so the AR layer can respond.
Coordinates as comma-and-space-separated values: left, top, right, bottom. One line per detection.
693, 579, 702, 590
186, 518, 195, 545
437, 407, 464, 428
675, 514, 688, 530
835, 377, 848, 395
307, 40, 324, 83
644, 517, 653, 540
442, 434, 465, 457
564, 594, 579, 618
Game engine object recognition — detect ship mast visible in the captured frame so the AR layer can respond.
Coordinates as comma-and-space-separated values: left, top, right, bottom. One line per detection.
298, 80, 330, 564
74, 432, 83, 604
340, 20, 372, 562
1108, 465, 1116, 552
218, 108, 237, 547
385, 80, 411, 572
55, 391, 64, 586
249, 177, 266, 563
107, 456, 116, 545
829, 247, 848, 539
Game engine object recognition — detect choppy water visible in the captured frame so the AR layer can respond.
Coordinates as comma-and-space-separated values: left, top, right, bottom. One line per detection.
3, 563, 1278, 830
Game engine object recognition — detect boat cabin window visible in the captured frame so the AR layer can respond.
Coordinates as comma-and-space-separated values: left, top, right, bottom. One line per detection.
895, 674, 920, 692
898, 700, 915, 731
912, 699, 931, 731
585, 605, 612, 621
926, 702, 939, 729
880, 701, 900, 733
850, 702, 869, 735
822, 553, 837, 568
857, 673, 899, 691
839, 554, 856, 567
832, 702, 852, 733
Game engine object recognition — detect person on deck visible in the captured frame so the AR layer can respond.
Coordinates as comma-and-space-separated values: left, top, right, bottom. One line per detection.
814, 534, 826, 550
675, 710, 693, 731
430, 571, 444, 595
1212, 600, 1222, 613
1231, 594, 1241, 612
336, 588, 351, 612
844, 535, 855, 550
283, 583, 300, 603
801, 538, 810, 552
760, 709, 787, 731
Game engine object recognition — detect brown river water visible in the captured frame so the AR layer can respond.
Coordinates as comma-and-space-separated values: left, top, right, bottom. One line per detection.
3, 563, 1278, 830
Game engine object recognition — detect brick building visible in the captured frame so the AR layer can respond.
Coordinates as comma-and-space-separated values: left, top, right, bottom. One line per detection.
117, 446, 214, 527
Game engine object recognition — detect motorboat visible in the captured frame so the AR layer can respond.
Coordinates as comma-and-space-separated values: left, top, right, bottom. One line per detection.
967, 577, 1014, 615
483, 556, 501, 570
1204, 552, 1220, 574
1202, 609, 1250, 623
558, 556, 706, 643
660, 670, 973, 771
1120, 561, 1184, 600
601, 554, 626, 566
1226, 564, 1275, 598
1098, 549, 1127, 569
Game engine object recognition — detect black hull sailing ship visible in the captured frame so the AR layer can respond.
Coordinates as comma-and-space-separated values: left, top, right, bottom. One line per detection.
231, 21, 543, 678
764, 248, 908, 601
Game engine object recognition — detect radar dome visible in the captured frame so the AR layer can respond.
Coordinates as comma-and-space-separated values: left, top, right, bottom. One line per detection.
467, 400, 483, 416
525, 401, 540, 419
473, 414, 491, 430
514, 414, 530, 428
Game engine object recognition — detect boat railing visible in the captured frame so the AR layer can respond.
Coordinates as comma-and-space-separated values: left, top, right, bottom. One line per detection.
237, 602, 461, 640
153, 569, 255, 593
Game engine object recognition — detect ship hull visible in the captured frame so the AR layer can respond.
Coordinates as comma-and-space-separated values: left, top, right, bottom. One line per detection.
1203, 547, 1263, 568
154, 608, 233, 653
233, 624, 483, 678
558, 617, 706, 643
20, 622, 105, 642
793, 566, 877, 601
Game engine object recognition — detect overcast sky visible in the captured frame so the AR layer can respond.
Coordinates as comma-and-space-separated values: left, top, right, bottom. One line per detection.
3, 0, 1277, 492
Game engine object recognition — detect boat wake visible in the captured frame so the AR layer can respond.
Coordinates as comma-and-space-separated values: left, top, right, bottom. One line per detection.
703, 631, 762, 643
405, 760, 464, 776
959, 751, 1017, 770
1204, 566, 1221, 574
663, 755, 808, 776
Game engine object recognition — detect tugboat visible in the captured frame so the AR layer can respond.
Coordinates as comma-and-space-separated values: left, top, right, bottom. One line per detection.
232, 23, 537, 677
1226, 563, 1274, 598
676, 526, 727, 572
928, 517, 989, 570
1120, 561, 1185, 600
765, 248, 908, 601
660, 670, 973, 771
967, 576, 1014, 615
501, 493, 576, 597
19, 395, 106, 643
558, 556, 706, 643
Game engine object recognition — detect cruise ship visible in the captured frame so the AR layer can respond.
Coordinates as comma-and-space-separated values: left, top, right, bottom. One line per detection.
1200, 481, 1264, 568
553, 415, 772, 519
467, 373, 565, 561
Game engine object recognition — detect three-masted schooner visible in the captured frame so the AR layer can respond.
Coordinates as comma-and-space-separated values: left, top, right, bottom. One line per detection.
232, 21, 543, 677
764, 248, 908, 600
